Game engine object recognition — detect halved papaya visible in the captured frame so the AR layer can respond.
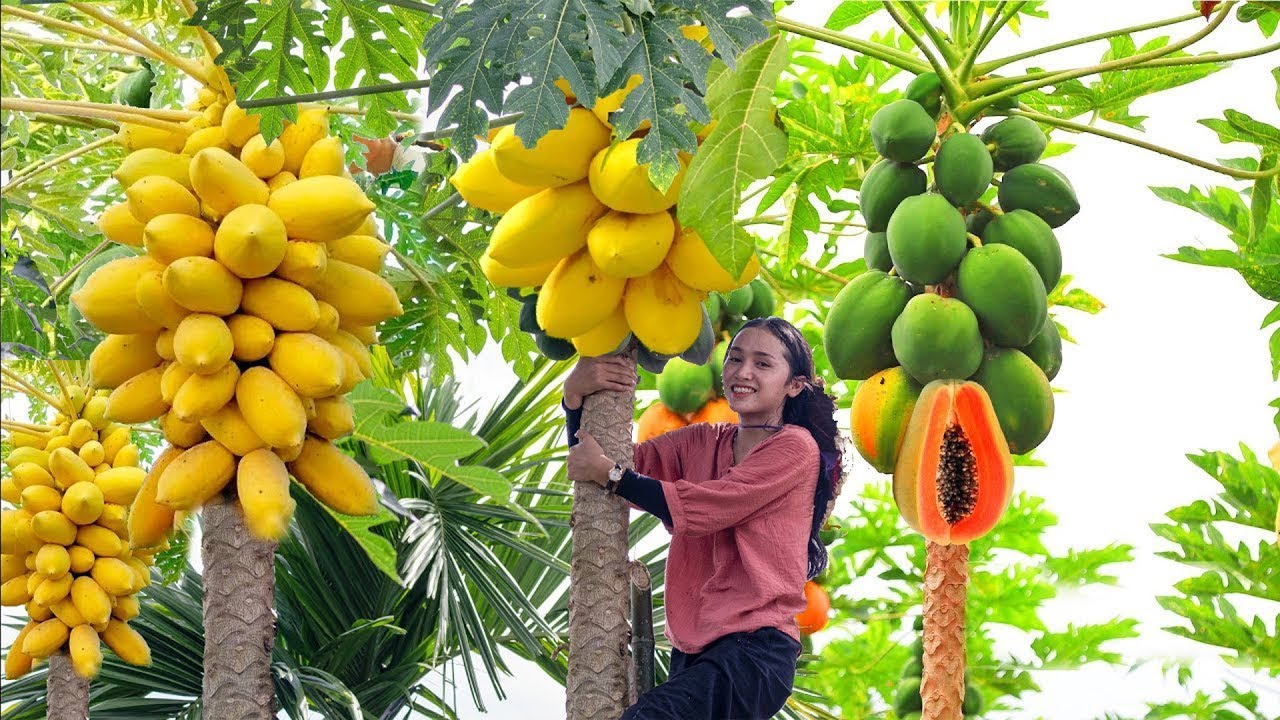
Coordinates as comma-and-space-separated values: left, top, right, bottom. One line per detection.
892, 380, 1013, 545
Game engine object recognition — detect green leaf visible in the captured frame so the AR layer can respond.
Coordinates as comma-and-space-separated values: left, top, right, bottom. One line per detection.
1031, 619, 1140, 667
300, 485, 403, 584
1048, 275, 1105, 314
678, 33, 790, 279
1200, 109, 1280, 149
825, 1, 882, 31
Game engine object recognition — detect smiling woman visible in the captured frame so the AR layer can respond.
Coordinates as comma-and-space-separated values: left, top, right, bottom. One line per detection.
562, 317, 845, 719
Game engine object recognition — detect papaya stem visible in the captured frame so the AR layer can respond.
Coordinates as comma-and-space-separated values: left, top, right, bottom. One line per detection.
40, 240, 112, 310
921, 542, 968, 720
974, 200, 1003, 216
44, 361, 77, 420
974, 8, 1205, 75
239, 79, 433, 109
0, 369, 64, 410
30, 113, 118, 132
23, 98, 196, 123
0, 6, 156, 60
2, 134, 118, 197
2, 420, 57, 434
310, 104, 421, 123
897, 1, 959, 65
959, 2, 1235, 117
962, 1, 1025, 78
884, 2, 968, 117
917, 153, 936, 165
414, 113, 522, 143
1006, 108, 1280, 181
0, 98, 193, 135
0, 34, 136, 56
888, 266, 899, 278
774, 17, 931, 74
67, 2, 212, 85
756, 247, 850, 285
966, 232, 983, 248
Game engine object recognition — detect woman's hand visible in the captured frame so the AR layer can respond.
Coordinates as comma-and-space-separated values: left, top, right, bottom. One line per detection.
567, 430, 615, 487
563, 355, 637, 410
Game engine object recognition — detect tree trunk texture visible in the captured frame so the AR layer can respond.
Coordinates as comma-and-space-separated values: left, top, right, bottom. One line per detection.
921, 541, 969, 720
202, 494, 278, 719
628, 559, 654, 703
565, 350, 636, 720
45, 651, 88, 720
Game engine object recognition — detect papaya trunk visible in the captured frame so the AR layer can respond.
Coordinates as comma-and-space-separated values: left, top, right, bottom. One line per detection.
202, 494, 277, 719
921, 541, 968, 720
565, 350, 636, 720
629, 559, 655, 702
46, 652, 88, 720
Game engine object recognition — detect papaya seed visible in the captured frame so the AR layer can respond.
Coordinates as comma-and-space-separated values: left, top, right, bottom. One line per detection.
938, 424, 978, 525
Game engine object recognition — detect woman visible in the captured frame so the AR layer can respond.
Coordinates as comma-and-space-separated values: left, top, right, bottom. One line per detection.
564, 317, 844, 720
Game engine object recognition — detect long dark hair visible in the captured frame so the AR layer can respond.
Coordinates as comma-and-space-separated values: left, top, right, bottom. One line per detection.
729, 317, 844, 580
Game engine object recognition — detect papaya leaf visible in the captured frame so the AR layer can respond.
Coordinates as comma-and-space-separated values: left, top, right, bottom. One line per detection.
678, 34, 790, 280
299, 486, 403, 585
1048, 275, 1105, 314
824, 1, 883, 31
1239, 1, 1280, 37
1031, 620, 1140, 668
1200, 109, 1280, 150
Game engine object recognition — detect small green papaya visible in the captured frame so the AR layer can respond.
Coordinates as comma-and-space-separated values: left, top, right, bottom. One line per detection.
711, 339, 729, 395
890, 294, 984, 384
955, 244, 1048, 348
981, 209, 1061, 292
1020, 312, 1062, 381
971, 347, 1054, 454
824, 271, 917, 380
864, 231, 893, 272
519, 296, 540, 333
657, 357, 715, 414
679, 310, 716, 364
724, 283, 754, 315
934, 133, 994, 207
965, 207, 995, 237
904, 72, 942, 119
860, 160, 928, 233
910, 638, 924, 662
113, 60, 155, 109
870, 100, 937, 163
912, 615, 924, 631
981, 115, 1047, 171
887, 193, 967, 285
893, 678, 923, 715
535, 331, 576, 360
744, 278, 774, 318
900, 657, 922, 679
703, 292, 724, 325
998, 163, 1079, 228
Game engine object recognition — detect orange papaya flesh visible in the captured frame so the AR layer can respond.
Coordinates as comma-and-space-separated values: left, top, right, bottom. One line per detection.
893, 379, 1013, 545
850, 367, 921, 474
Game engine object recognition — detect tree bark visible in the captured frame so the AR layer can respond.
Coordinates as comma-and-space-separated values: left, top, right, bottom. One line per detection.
921, 541, 968, 720
202, 494, 278, 719
46, 651, 88, 720
565, 350, 636, 720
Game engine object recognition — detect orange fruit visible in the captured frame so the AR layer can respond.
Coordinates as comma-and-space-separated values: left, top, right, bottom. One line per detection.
688, 396, 738, 425
637, 402, 687, 442
795, 580, 830, 635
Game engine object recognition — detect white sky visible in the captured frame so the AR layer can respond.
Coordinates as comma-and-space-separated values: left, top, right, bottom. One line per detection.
440, 2, 1280, 719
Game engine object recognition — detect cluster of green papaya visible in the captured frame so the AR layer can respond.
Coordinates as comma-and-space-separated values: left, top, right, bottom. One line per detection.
828, 79, 1074, 466
893, 616, 985, 719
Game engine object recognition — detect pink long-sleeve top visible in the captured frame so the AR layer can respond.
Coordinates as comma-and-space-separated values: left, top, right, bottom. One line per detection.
631, 421, 819, 656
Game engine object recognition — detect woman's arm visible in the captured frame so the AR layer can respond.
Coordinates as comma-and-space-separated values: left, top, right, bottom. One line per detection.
564, 400, 675, 528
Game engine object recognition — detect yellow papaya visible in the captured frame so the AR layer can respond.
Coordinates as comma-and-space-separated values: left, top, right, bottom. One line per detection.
590, 74, 646, 129
163, 256, 244, 314
135, 270, 192, 327
91, 556, 138, 596
266, 170, 297, 192
161, 411, 208, 448
155, 440, 236, 510
326, 234, 389, 273
275, 240, 328, 287
160, 361, 194, 404
95, 504, 127, 535
314, 301, 340, 337
67, 545, 95, 574
226, 313, 275, 361
299, 135, 345, 178
588, 138, 686, 214
128, 445, 181, 549
1, 575, 31, 606
267, 175, 374, 242
110, 443, 140, 468
75, 525, 123, 558
279, 107, 329, 174
199, 403, 267, 457
71, 256, 164, 335
235, 367, 308, 448
288, 436, 380, 515
7, 447, 51, 470
190, 147, 270, 216
118, 123, 187, 154
62, 481, 105, 526
104, 366, 168, 424
0, 555, 26, 584
342, 323, 378, 345
126, 175, 200, 223
479, 249, 557, 288
173, 313, 234, 374
326, 329, 372, 377
5, 621, 37, 678
100, 619, 150, 666
155, 328, 176, 360
490, 109, 611, 187
69, 625, 103, 679
536, 249, 626, 339
31, 510, 77, 545
309, 259, 402, 326
171, 361, 240, 422
142, 213, 216, 265
78, 440, 105, 466
21, 618, 69, 659
241, 277, 320, 331
70, 576, 112, 626
34, 544, 70, 577
113, 148, 192, 190
88, 333, 162, 389
94, 466, 146, 505
111, 594, 140, 621
448, 148, 541, 213
33, 573, 73, 607
99, 427, 131, 465
221, 100, 261, 146
49, 447, 94, 490
586, 210, 675, 278
236, 449, 295, 540
268, 333, 345, 398
50, 596, 86, 628
571, 303, 630, 357
666, 227, 760, 292
21, 485, 63, 514
97, 203, 146, 247
183, 126, 232, 157
240, 134, 286, 178
308, 396, 355, 440
487, 181, 606, 267
213, 204, 288, 278
623, 264, 703, 355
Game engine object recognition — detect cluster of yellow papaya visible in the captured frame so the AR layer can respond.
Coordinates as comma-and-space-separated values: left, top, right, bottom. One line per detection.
450, 27, 755, 358
75, 83, 400, 542
2, 381, 153, 680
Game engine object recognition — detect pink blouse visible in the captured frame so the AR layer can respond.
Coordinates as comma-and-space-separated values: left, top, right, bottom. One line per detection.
631, 422, 819, 655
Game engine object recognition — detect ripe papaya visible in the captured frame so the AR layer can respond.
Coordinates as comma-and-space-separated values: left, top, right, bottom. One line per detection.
971, 347, 1054, 454
226, 314, 275, 361
21, 618, 70, 659
997, 163, 1079, 228
689, 396, 738, 425
308, 259, 403, 326
587, 210, 675, 278
870, 99, 936, 162
104, 366, 169, 424
221, 101, 262, 146
864, 231, 892, 272
537, 249, 627, 339
266, 171, 297, 192
590, 74, 645, 129
235, 367, 308, 448
97, 203, 146, 247
487, 181, 606, 268
182, 126, 233, 156
127, 175, 201, 223
267, 175, 375, 242
278, 107, 329, 175
189, 147, 270, 217
128, 445, 181, 549
113, 148, 192, 190
326, 235, 388, 273
479, 249, 557, 288
666, 228, 759, 293
657, 357, 715, 414
71, 256, 164, 335
1020, 311, 1062, 381
886, 193, 967, 285
213, 204, 288, 278
142, 213, 216, 265
890, 294, 984, 384
276, 241, 329, 287
62, 481, 105, 526
69, 624, 103, 679
4, 621, 36, 678
904, 72, 942, 119
268, 333, 345, 398
933, 132, 994, 207
155, 440, 236, 510
490, 108, 611, 187
956, 244, 1048, 348
893, 379, 1013, 544
240, 134, 286, 178
118, 123, 187, 154
93, 466, 145, 505
824, 270, 916, 381
236, 449, 296, 540
298, 136, 345, 178
307, 396, 355, 440
287, 436, 380, 516
163, 256, 244, 315
326, 330, 372, 378
449, 148, 541, 214
173, 314, 234, 375
850, 367, 923, 474
623, 264, 703, 355
241, 277, 320, 331
171, 361, 239, 421
135, 270, 191, 327
88, 333, 162, 389
981, 209, 1062, 292
100, 619, 150, 666
981, 116, 1047, 171
636, 402, 687, 442
588, 138, 686, 214
571, 304, 631, 358
860, 160, 927, 233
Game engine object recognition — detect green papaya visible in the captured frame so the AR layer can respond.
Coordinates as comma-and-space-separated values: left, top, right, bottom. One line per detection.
818, 524, 838, 545
113, 60, 155, 109
966, 207, 995, 236
963, 681, 985, 715
886, 193, 967, 285
636, 343, 673, 374
934, 133, 994, 207
890, 294, 984, 384
893, 678, 924, 715
711, 339, 729, 395
981, 115, 1046, 171
904, 72, 942, 119
657, 357, 715, 414
724, 283, 754, 315
864, 231, 893, 272
679, 310, 716, 364
744, 278, 775, 318
861, 160, 928, 233
981, 209, 1061, 292
519, 296, 540, 333
724, 315, 746, 336
909, 638, 924, 663
998, 163, 1079, 228
870, 99, 937, 163
703, 292, 724, 326
971, 347, 1054, 453
824, 271, 917, 380
1021, 311, 1062, 381
955, 244, 1048, 348
535, 331, 576, 360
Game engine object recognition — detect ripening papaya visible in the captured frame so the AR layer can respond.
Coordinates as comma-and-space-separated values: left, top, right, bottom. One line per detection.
61, 481, 105, 526
886, 193, 967, 285
536, 249, 627, 339
118, 123, 187, 154
114, 148, 192, 190
890, 294, 984, 384
869, 100, 937, 163
980, 209, 1062, 292
490, 108, 611, 187
970, 347, 1054, 454
325, 330, 372, 378
213, 204, 289, 278
240, 277, 320, 332
235, 367, 308, 448
162, 256, 244, 315
71, 256, 164, 335
479, 249, 557, 288
200, 403, 268, 456
587, 210, 675, 278
21, 618, 70, 659
267, 175, 375, 242
933, 133, 994, 207
5, 621, 37, 678
88, 333, 162, 389
307, 396, 355, 440
981, 116, 1047, 171
182, 126, 232, 156
637, 402, 687, 441
588, 138, 686, 214
308, 259, 402, 327
449, 148, 542, 214
892, 379, 1014, 544
956, 244, 1048, 348
142, 213, 216, 265
236, 449, 295, 540
126, 175, 200, 223
487, 181, 607, 268
997, 163, 1079, 228
288, 436, 380, 516
128, 445, 181, 549
69, 624, 103, 679
93, 466, 145, 505
823, 270, 916, 381
665, 227, 760, 293
690, 396, 738, 425
623, 264, 703, 355
850, 367, 923, 474
100, 619, 150, 666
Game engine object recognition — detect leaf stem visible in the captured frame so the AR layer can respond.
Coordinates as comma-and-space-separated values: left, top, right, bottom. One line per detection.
0, 6, 155, 60
239, 79, 433, 109
975, 9, 1205, 74
0, 368, 63, 410
67, 2, 211, 85
884, 2, 967, 115
774, 17, 931, 74
30, 113, 117, 131
2, 134, 118, 196
1005, 108, 1280, 181
895, 1, 958, 65
315, 105, 421, 123
962, 1, 1026, 80
389, 192, 464, 290
0, 34, 134, 56
19, 97, 196, 123
45, 361, 77, 420
756, 247, 850, 285
975, 200, 1003, 216
416, 113, 522, 143
0, 98, 193, 135
1, 420, 56, 435
171, 0, 234, 96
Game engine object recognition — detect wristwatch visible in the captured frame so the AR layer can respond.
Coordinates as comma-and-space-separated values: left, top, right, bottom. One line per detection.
605, 463, 624, 494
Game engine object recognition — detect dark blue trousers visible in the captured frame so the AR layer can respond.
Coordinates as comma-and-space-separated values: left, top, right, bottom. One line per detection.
620, 627, 800, 720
